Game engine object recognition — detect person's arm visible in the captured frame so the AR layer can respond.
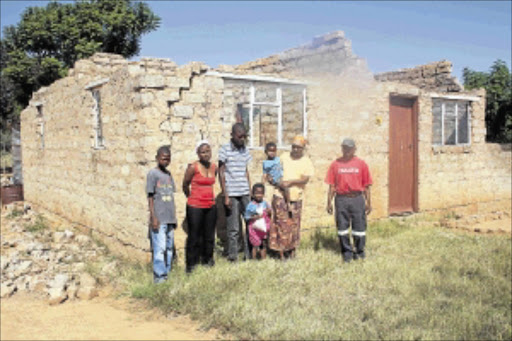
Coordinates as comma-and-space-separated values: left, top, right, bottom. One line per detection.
246, 168, 252, 193
364, 185, 372, 215
244, 204, 260, 221
326, 184, 335, 214
182, 163, 195, 198
218, 161, 231, 209
281, 175, 310, 188
148, 195, 159, 231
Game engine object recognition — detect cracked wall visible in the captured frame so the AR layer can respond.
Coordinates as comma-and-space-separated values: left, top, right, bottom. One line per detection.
19, 32, 511, 259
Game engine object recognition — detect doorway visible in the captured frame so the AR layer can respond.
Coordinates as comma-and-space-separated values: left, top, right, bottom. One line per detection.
389, 96, 418, 215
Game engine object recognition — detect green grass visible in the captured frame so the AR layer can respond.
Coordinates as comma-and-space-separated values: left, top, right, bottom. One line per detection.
6, 208, 23, 219
116, 219, 511, 340
25, 214, 49, 233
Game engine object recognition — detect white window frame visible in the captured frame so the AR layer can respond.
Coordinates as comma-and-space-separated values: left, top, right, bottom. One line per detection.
206, 72, 308, 150
433, 98, 472, 146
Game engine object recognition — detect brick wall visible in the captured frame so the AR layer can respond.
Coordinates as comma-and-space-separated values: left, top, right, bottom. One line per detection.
20, 32, 511, 259
374, 61, 463, 92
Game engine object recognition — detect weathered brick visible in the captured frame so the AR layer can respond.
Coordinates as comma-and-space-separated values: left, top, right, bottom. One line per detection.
172, 105, 194, 118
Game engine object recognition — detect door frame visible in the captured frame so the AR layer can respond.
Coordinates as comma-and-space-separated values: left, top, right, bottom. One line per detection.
388, 94, 419, 215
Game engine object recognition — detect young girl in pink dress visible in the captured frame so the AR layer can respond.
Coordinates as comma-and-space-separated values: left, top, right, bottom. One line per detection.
244, 183, 271, 260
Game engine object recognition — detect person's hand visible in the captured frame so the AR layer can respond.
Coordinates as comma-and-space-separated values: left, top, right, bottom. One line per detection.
224, 195, 232, 209
151, 217, 160, 232
326, 203, 333, 215
365, 202, 372, 215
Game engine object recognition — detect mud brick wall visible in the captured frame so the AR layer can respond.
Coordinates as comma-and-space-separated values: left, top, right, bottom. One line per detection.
19, 32, 511, 259
374, 61, 463, 92
20, 53, 229, 257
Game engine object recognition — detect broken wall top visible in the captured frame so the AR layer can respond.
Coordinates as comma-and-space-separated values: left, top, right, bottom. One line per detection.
231, 31, 373, 81
374, 60, 463, 92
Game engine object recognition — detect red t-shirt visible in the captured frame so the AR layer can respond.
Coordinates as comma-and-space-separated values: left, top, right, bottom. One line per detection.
324, 157, 372, 194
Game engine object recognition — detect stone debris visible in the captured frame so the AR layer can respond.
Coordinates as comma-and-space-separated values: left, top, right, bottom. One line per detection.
439, 210, 512, 234
1, 203, 116, 305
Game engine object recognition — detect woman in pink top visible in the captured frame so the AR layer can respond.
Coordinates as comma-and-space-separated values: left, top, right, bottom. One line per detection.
182, 140, 217, 273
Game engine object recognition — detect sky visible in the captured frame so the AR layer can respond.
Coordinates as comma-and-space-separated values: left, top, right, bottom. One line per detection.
1, 1, 511, 82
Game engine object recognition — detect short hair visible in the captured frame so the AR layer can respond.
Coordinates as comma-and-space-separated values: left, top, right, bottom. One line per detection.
232, 123, 246, 134
156, 145, 171, 156
265, 142, 277, 151
252, 183, 265, 194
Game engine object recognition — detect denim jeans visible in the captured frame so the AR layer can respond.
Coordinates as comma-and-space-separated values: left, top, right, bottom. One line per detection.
150, 223, 175, 283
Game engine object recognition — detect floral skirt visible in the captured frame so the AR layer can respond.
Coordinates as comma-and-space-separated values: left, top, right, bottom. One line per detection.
268, 195, 302, 252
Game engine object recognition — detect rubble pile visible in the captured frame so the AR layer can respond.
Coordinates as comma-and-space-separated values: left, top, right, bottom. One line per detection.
1, 203, 116, 305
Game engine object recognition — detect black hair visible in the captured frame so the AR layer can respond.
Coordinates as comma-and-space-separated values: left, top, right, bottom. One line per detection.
156, 145, 171, 156
265, 142, 277, 151
252, 183, 265, 194
232, 123, 246, 134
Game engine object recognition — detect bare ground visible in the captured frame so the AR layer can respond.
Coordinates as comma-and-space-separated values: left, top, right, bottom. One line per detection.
1, 289, 221, 340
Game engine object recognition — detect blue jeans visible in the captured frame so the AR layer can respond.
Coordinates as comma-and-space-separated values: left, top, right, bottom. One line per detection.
150, 224, 175, 283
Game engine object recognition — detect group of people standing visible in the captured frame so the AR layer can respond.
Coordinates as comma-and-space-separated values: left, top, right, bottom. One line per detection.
146, 123, 372, 283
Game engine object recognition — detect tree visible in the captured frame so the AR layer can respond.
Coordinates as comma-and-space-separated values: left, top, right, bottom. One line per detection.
463, 60, 512, 143
0, 0, 160, 129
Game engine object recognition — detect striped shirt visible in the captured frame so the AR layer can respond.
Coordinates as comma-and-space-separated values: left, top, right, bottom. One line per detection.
219, 142, 252, 196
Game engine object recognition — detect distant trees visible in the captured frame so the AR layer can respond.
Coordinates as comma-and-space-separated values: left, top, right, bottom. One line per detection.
0, 0, 160, 132
463, 60, 512, 143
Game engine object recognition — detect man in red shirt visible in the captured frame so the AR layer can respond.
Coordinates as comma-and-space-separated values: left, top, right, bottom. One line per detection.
325, 138, 372, 263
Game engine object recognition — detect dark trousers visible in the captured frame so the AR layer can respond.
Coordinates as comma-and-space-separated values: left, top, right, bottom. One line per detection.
335, 194, 367, 261
226, 195, 251, 261
186, 205, 217, 272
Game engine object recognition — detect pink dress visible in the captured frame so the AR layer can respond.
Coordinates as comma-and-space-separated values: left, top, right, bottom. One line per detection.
248, 210, 271, 247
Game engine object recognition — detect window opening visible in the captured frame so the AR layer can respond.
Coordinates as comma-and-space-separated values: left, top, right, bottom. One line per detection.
432, 99, 470, 146
36, 105, 44, 149
91, 89, 105, 148
232, 81, 307, 149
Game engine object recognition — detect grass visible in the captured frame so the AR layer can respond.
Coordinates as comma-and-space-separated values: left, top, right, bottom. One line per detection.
6, 208, 23, 219
113, 218, 511, 340
25, 214, 49, 233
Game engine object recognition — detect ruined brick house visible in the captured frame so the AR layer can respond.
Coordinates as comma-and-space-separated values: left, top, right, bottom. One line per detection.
20, 31, 511, 257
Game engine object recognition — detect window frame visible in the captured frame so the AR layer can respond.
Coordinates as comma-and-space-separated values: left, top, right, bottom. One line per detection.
85, 78, 109, 150
431, 94, 479, 147
208, 72, 308, 150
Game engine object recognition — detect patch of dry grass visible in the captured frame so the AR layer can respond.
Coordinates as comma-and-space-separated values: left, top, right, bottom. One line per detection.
122, 219, 512, 340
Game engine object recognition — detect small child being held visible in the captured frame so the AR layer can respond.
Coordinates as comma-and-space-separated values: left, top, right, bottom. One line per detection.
262, 142, 292, 215
245, 183, 271, 260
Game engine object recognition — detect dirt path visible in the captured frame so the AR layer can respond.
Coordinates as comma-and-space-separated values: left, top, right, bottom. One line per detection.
1, 291, 221, 340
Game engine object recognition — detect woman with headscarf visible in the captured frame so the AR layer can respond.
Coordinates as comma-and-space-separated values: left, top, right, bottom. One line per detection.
182, 140, 217, 272
268, 135, 314, 259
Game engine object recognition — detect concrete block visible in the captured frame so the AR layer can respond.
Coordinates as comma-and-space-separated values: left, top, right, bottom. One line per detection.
173, 105, 194, 118
167, 77, 190, 88
135, 75, 165, 89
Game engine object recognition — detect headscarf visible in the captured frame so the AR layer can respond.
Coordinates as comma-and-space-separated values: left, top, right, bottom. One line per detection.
195, 139, 210, 152
292, 135, 307, 147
